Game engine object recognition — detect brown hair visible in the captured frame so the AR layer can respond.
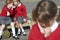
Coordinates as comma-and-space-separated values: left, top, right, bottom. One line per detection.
32, 0, 57, 27
13, 0, 21, 3
6, 0, 13, 5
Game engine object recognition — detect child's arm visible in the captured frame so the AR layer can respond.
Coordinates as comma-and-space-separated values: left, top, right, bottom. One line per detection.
23, 18, 26, 22
22, 5, 27, 22
11, 5, 16, 10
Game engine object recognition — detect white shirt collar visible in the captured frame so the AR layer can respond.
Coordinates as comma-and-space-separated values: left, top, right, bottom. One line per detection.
51, 21, 58, 32
18, 3, 21, 7
38, 22, 44, 33
38, 20, 59, 33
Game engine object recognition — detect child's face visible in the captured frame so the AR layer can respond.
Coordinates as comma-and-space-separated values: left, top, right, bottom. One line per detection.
7, 3, 13, 8
13, 1, 18, 6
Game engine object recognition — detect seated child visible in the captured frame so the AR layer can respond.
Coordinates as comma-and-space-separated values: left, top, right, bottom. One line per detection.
13, 0, 31, 36
0, 0, 18, 39
28, 0, 60, 40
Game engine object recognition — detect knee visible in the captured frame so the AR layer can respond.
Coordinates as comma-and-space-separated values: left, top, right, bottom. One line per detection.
1, 24, 5, 30
15, 21, 19, 24
10, 22, 14, 26
2, 24, 5, 28
27, 20, 31, 23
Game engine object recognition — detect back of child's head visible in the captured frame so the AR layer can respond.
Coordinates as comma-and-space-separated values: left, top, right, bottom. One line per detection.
32, 0, 57, 27
6, 0, 13, 5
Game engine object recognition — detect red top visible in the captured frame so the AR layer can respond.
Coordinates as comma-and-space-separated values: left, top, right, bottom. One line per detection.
14, 3, 27, 18
0, 5, 13, 17
28, 23, 60, 40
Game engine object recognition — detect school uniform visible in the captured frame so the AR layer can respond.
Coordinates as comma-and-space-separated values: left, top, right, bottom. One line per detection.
28, 21, 60, 40
0, 5, 13, 25
14, 3, 29, 23
0, 5, 17, 40
13, 3, 29, 36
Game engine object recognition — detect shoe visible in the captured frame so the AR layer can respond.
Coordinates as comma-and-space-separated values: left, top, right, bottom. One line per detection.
0, 38, 2, 40
0, 36, 2, 40
18, 33, 21, 36
23, 32, 27, 36
18, 31, 22, 36
13, 36, 19, 39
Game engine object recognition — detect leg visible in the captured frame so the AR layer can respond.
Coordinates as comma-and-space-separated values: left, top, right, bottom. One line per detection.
19, 23, 26, 36
10, 22, 19, 39
15, 21, 21, 36
10, 22, 15, 36
27, 20, 32, 29
17, 16, 26, 36
26, 17, 32, 29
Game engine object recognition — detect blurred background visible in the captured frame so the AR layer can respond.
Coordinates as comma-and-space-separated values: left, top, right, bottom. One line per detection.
0, 0, 60, 14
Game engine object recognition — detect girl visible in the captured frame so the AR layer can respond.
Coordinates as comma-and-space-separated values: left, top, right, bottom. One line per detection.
28, 0, 60, 40
0, 0, 18, 39
13, 0, 31, 36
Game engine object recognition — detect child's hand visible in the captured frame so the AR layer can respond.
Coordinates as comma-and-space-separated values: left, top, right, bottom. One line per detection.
11, 6, 16, 10
7, 11, 10, 16
23, 18, 26, 23
13, 6, 16, 8
14, 18, 16, 22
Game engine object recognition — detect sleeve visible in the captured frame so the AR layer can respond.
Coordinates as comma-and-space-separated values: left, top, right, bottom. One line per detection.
1, 6, 7, 14
28, 30, 33, 40
22, 5, 27, 19
9, 9, 14, 16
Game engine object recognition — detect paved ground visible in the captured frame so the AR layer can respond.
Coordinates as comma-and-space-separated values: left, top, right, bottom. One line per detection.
2, 29, 30, 40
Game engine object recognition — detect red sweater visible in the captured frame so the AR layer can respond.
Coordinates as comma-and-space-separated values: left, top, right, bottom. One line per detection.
14, 3, 27, 18
0, 5, 13, 17
28, 23, 60, 40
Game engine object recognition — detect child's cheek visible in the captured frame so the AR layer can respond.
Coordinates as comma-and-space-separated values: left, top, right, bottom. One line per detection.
10, 4, 13, 7
8, 4, 13, 8
14, 2, 18, 6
